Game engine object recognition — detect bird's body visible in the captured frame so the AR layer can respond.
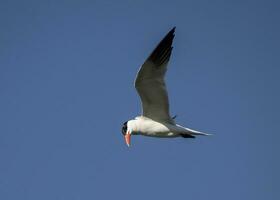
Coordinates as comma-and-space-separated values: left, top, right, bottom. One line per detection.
122, 27, 210, 146
128, 116, 176, 138
128, 116, 208, 138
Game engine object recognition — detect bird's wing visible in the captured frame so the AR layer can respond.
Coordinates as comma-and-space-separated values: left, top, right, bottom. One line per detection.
135, 27, 175, 124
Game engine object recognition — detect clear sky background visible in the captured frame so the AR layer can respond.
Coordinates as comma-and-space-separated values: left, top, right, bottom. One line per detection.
1, 0, 279, 199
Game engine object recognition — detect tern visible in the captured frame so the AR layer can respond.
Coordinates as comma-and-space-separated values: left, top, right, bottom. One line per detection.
122, 27, 210, 146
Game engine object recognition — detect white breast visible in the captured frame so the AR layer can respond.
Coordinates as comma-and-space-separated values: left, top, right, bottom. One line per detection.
130, 117, 179, 137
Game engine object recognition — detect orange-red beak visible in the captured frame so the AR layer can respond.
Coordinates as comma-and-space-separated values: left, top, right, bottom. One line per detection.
125, 132, 131, 147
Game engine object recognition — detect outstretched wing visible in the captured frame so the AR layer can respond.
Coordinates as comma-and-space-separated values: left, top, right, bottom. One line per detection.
135, 27, 175, 123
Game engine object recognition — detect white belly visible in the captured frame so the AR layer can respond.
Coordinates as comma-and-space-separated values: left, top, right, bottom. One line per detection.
133, 117, 182, 138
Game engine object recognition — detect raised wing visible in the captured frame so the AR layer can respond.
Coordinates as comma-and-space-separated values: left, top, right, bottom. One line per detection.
135, 27, 175, 123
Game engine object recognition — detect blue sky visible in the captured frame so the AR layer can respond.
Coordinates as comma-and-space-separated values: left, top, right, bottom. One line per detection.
1, 0, 279, 199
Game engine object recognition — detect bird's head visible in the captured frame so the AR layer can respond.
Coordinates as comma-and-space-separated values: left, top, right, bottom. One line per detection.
121, 120, 132, 147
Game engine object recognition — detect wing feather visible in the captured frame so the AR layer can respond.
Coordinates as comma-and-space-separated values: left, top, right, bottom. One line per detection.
135, 27, 175, 123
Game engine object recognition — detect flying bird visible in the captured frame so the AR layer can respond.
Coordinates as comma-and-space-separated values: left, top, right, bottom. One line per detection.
122, 27, 210, 146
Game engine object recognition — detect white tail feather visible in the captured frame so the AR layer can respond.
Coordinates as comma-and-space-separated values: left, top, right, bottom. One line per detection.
178, 125, 212, 136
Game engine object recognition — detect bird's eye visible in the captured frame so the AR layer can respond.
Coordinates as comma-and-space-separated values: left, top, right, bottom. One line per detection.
121, 121, 128, 135
122, 126, 127, 135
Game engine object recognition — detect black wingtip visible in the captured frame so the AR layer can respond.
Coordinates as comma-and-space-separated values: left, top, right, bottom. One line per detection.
148, 27, 176, 66
166, 26, 176, 36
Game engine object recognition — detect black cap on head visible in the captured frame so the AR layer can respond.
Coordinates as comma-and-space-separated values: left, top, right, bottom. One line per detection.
121, 121, 128, 135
